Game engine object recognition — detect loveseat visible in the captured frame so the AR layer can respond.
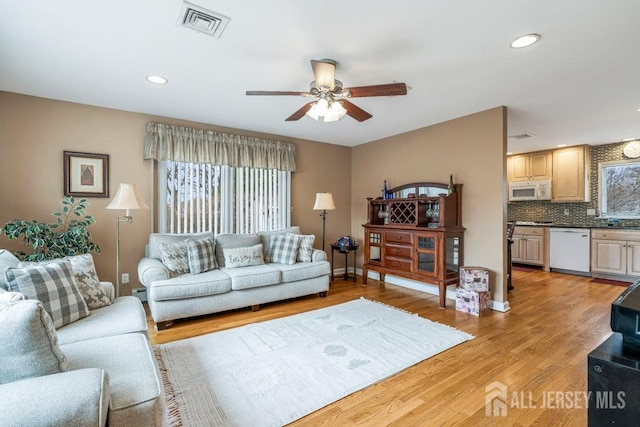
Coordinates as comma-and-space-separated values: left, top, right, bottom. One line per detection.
138, 226, 331, 330
0, 249, 164, 427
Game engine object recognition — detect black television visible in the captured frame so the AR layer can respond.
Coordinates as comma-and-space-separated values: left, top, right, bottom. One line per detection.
611, 280, 640, 355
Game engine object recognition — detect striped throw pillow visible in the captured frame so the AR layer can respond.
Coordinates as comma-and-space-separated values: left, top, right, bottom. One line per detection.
5, 260, 90, 329
187, 237, 217, 274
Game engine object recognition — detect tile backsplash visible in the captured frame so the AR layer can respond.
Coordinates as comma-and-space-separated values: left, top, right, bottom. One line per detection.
507, 142, 640, 228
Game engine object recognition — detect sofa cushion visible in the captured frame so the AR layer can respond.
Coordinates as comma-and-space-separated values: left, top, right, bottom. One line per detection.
56, 296, 148, 345
268, 234, 301, 265
61, 333, 164, 427
0, 249, 20, 291
276, 261, 332, 283
187, 237, 217, 274
0, 299, 67, 385
148, 232, 213, 260
20, 254, 111, 309
149, 269, 232, 301
223, 244, 265, 268
290, 233, 316, 262
215, 233, 260, 267
5, 260, 90, 328
158, 241, 190, 276
222, 264, 282, 290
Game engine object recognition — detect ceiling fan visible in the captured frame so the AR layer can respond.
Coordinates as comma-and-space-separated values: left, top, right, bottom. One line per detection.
246, 59, 407, 122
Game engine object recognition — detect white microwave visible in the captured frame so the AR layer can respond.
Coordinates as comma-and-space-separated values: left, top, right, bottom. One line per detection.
509, 180, 552, 201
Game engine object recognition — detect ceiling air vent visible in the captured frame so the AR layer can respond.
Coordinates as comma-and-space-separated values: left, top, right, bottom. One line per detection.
177, 1, 230, 39
509, 133, 534, 139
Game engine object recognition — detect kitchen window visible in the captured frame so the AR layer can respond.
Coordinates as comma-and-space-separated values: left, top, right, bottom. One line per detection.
598, 159, 640, 218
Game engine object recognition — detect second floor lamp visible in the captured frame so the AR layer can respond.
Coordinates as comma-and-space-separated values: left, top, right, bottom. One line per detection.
313, 192, 335, 251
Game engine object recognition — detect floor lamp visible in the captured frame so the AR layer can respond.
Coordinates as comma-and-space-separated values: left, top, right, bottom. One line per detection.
313, 192, 336, 251
106, 183, 149, 297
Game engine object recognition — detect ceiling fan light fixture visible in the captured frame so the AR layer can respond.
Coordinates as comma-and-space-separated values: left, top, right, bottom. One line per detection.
323, 101, 347, 122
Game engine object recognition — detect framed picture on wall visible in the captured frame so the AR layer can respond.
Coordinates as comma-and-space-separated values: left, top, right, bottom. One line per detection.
63, 151, 109, 198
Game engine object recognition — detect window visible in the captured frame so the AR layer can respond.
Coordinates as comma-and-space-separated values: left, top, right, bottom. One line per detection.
599, 159, 640, 218
158, 161, 291, 234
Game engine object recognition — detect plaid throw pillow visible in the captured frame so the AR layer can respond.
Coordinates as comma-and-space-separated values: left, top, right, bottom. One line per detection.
187, 237, 217, 274
158, 241, 190, 276
269, 234, 301, 265
5, 260, 90, 329
20, 254, 111, 309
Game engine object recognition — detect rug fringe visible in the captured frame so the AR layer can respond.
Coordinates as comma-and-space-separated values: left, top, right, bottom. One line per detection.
153, 346, 183, 427
358, 296, 475, 338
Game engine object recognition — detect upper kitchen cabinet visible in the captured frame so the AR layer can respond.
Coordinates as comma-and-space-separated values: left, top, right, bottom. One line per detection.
508, 151, 552, 182
552, 145, 591, 202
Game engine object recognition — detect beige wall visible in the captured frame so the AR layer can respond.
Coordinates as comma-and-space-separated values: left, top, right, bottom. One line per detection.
0, 91, 351, 295
351, 107, 508, 306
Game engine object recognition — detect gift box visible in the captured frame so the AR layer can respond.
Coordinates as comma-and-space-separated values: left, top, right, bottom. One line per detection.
459, 266, 490, 292
455, 288, 491, 316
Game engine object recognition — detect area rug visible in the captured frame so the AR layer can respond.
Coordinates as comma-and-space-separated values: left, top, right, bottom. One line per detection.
154, 297, 474, 427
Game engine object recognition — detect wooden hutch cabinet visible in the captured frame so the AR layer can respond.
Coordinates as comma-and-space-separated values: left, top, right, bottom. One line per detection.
362, 182, 464, 308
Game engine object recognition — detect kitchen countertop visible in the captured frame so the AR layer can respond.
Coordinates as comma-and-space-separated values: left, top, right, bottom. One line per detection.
509, 222, 640, 231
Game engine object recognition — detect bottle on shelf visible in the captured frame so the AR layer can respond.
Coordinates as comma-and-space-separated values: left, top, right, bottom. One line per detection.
448, 174, 455, 195
382, 180, 388, 199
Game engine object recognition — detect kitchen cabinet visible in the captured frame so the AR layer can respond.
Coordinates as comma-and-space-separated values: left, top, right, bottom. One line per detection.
511, 226, 549, 271
362, 181, 464, 308
507, 151, 552, 182
591, 229, 640, 279
552, 145, 591, 202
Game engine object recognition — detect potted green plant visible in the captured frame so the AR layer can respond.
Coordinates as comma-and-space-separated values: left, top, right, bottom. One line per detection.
2, 197, 100, 261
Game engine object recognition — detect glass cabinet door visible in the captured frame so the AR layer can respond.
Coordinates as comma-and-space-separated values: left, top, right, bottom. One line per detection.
445, 236, 460, 274
367, 231, 382, 263
416, 233, 438, 275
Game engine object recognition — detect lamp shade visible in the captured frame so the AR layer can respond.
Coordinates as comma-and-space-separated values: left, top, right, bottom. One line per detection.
313, 192, 336, 211
106, 183, 149, 216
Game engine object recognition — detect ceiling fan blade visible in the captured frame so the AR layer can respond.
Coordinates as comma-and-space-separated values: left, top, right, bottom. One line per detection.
345, 82, 407, 98
285, 102, 315, 121
341, 100, 373, 122
246, 90, 310, 96
311, 59, 336, 90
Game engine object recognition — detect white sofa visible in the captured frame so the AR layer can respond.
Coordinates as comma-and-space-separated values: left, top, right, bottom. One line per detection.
0, 249, 164, 427
138, 226, 331, 330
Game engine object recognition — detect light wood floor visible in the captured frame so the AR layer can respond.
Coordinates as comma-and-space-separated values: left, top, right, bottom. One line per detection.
146, 268, 626, 426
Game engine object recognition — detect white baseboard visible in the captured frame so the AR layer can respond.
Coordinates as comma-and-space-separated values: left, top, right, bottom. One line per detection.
361, 269, 509, 312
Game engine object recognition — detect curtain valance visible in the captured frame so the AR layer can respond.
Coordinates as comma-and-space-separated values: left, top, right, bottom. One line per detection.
143, 122, 297, 172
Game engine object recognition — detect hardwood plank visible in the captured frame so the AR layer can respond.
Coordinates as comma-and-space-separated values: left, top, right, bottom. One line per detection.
146, 270, 625, 425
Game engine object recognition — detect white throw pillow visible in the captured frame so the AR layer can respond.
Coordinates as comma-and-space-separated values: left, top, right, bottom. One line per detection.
269, 234, 301, 265
223, 244, 265, 268
288, 233, 315, 263
187, 237, 217, 274
0, 299, 67, 385
158, 241, 190, 276
5, 260, 90, 329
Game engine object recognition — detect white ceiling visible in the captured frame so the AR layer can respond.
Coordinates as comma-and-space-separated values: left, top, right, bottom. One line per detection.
1, 0, 639, 153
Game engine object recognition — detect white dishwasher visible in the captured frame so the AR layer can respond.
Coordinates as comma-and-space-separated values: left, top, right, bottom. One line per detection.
549, 228, 591, 275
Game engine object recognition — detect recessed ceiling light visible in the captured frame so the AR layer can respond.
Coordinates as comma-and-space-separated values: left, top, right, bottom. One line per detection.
510, 33, 541, 49
146, 75, 168, 85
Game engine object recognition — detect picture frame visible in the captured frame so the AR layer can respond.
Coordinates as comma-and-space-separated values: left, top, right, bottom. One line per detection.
63, 151, 109, 198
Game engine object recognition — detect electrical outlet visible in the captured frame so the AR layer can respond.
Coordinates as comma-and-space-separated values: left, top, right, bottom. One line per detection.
564, 209, 570, 216
122, 273, 130, 284
587, 208, 596, 216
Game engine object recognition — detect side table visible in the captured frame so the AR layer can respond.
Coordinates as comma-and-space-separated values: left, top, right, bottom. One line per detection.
330, 244, 358, 282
